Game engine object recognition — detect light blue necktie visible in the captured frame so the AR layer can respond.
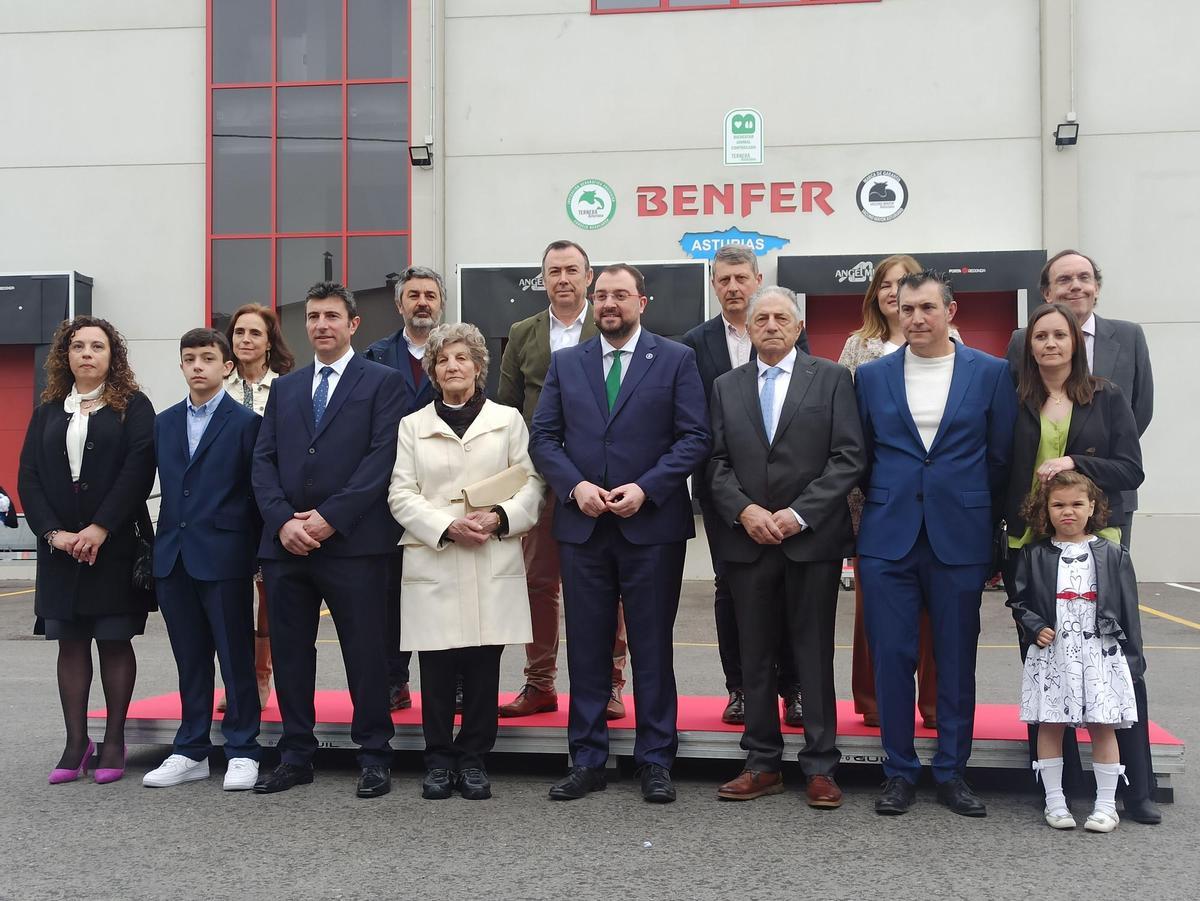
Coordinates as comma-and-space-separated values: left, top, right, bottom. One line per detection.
760, 366, 782, 442
313, 366, 334, 424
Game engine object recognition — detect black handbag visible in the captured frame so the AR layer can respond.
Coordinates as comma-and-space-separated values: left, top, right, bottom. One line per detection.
132, 507, 155, 592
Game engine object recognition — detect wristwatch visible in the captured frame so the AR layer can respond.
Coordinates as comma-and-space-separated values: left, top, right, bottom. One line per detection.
45, 530, 60, 551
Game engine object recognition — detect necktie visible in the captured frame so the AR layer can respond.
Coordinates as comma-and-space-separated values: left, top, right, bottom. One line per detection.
760, 365, 782, 441
605, 350, 624, 412
241, 380, 254, 409
313, 366, 334, 424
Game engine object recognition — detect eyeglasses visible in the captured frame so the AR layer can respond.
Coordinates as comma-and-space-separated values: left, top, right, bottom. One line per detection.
593, 290, 638, 303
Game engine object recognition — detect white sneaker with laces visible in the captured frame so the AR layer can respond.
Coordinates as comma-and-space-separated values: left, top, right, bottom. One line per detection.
223, 757, 260, 791
1044, 808, 1076, 830
143, 754, 209, 787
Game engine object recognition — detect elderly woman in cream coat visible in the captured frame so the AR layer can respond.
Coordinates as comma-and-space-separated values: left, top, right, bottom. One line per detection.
388, 322, 544, 802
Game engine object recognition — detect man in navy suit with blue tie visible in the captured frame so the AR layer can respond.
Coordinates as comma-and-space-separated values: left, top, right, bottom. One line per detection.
144, 328, 263, 791
855, 270, 1016, 818
252, 282, 405, 798
364, 265, 443, 711
531, 263, 710, 803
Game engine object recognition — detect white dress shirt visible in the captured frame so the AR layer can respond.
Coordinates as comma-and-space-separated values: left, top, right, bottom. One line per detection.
549, 303, 589, 353
403, 329, 427, 360
600, 326, 642, 385
64, 383, 106, 481
311, 346, 357, 400
756, 348, 807, 530
723, 315, 752, 369
1080, 312, 1096, 372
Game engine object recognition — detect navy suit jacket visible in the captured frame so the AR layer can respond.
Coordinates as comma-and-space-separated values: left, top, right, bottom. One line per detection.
529, 330, 711, 546
363, 328, 434, 418
153, 391, 262, 581
855, 342, 1017, 565
253, 354, 405, 559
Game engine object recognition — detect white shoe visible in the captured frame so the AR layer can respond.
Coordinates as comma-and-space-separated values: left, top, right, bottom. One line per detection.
1044, 808, 1076, 830
223, 757, 260, 791
143, 754, 209, 787
1085, 810, 1120, 833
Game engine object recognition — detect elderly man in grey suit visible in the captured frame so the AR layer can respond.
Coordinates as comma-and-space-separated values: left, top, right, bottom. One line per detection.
707, 286, 865, 807
1006, 249, 1153, 549
1006, 249, 1161, 826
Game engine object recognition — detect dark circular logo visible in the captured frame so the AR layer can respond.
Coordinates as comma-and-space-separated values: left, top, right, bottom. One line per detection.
856, 170, 908, 223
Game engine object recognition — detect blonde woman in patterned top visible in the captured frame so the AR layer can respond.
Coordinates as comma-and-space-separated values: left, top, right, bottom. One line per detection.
220, 304, 295, 709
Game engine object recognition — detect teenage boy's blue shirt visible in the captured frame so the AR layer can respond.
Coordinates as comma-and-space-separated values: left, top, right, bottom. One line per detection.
186, 388, 227, 457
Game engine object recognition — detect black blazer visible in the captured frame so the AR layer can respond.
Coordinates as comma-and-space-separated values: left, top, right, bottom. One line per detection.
1008, 537, 1145, 679
1004, 381, 1143, 538
681, 314, 809, 499
706, 353, 864, 563
253, 354, 406, 559
18, 392, 157, 621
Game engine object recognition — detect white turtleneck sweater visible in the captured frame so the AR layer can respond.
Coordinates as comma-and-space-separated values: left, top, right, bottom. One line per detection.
904, 347, 955, 451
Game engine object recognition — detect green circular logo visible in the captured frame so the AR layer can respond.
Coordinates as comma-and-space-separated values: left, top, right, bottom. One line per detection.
566, 179, 616, 230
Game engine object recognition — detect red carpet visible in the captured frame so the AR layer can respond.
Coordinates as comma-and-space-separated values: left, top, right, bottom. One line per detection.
96, 693, 1184, 746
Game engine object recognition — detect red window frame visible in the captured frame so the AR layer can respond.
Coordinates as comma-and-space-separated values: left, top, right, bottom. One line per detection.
591, 0, 878, 13
205, 0, 412, 324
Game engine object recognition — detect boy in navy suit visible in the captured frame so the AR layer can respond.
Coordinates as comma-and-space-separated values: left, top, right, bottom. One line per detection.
144, 328, 263, 791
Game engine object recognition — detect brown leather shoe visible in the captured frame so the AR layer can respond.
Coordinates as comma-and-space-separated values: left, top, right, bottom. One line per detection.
718, 769, 785, 801
806, 774, 843, 809
862, 712, 880, 727
921, 714, 937, 730
388, 683, 412, 712
498, 684, 558, 718
606, 684, 625, 720
721, 689, 745, 725
782, 689, 803, 727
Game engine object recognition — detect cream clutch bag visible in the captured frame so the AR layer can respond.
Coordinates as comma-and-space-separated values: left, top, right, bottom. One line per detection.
460, 465, 528, 511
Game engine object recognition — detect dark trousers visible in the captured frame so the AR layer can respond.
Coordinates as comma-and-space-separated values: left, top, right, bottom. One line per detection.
560, 516, 685, 769
700, 497, 801, 694
385, 551, 413, 686
418, 644, 503, 771
263, 553, 395, 767
860, 529, 989, 784
727, 551, 841, 776
157, 559, 260, 760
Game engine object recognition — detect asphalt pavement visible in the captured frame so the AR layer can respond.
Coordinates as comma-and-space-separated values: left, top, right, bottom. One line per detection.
1, 576, 1197, 901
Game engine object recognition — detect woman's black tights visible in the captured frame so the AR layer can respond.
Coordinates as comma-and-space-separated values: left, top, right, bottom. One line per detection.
56, 639, 137, 770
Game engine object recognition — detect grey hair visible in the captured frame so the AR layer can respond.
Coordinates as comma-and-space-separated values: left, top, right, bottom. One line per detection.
422, 322, 489, 395
746, 285, 805, 322
712, 243, 760, 274
395, 265, 447, 317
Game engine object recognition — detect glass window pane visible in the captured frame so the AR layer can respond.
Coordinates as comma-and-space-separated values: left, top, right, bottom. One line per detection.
277, 86, 343, 233
348, 0, 409, 79
668, 0, 728, 6
348, 84, 409, 231
349, 236, 409, 349
595, 0, 662, 9
213, 0, 271, 84
212, 239, 271, 331
277, 237, 343, 357
213, 89, 271, 234
278, 0, 342, 82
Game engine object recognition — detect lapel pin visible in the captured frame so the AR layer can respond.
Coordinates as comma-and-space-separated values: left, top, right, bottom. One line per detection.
646, 353, 654, 360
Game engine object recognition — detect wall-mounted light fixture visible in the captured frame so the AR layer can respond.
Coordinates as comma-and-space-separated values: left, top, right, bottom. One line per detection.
1054, 121, 1079, 150
409, 143, 433, 168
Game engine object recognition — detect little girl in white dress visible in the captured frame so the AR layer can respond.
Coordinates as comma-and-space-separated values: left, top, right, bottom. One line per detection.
1008, 472, 1140, 833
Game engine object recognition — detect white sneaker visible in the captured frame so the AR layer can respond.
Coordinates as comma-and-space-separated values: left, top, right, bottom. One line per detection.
1085, 809, 1120, 833
1044, 808, 1076, 830
143, 754, 209, 787
223, 757, 260, 791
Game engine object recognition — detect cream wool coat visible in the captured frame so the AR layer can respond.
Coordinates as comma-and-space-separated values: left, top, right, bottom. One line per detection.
388, 399, 545, 651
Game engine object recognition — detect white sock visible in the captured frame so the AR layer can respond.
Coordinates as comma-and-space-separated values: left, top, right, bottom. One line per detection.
1092, 762, 1125, 816
1034, 757, 1068, 815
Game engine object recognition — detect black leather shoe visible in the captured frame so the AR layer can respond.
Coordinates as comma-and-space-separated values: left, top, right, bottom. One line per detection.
936, 776, 987, 817
388, 683, 412, 712
875, 776, 916, 815
356, 765, 391, 798
783, 689, 803, 727
721, 690, 745, 725
639, 764, 676, 804
548, 766, 607, 801
456, 767, 492, 800
253, 762, 314, 794
422, 768, 454, 800
1123, 796, 1163, 824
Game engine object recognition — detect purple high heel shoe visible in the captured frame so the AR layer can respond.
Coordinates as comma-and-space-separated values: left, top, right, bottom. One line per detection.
48, 739, 95, 785
94, 746, 127, 785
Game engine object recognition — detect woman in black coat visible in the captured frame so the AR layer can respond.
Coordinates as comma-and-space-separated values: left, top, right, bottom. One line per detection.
18, 317, 156, 784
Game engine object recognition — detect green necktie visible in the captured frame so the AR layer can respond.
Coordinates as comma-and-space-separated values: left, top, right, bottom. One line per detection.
605, 350, 624, 412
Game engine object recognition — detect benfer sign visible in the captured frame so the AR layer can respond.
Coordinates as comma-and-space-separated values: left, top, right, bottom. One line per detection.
567, 179, 616, 230
856, 170, 908, 223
